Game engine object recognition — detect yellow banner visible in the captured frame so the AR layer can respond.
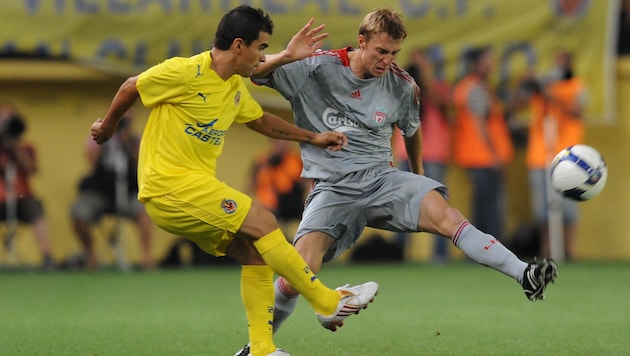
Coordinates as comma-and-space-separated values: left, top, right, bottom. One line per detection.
0, 0, 618, 122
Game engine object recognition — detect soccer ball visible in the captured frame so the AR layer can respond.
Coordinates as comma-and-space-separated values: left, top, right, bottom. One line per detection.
549, 144, 607, 201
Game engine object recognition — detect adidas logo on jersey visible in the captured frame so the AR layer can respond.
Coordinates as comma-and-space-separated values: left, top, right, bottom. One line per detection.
350, 90, 362, 100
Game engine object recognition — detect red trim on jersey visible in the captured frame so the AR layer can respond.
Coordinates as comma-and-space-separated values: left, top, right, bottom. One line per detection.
311, 47, 352, 67
391, 62, 421, 104
390, 63, 414, 83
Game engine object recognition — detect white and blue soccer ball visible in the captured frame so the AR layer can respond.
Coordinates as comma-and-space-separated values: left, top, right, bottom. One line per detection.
549, 144, 607, 201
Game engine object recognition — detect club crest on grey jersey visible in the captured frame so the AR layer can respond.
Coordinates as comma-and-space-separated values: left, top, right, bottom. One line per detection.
373, 106, 388, 124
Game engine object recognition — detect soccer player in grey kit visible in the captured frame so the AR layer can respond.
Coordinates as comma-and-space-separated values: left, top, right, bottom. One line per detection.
241, 7, 558, 346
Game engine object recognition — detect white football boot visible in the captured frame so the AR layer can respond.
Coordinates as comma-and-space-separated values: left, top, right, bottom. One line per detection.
316, 281, 379, 331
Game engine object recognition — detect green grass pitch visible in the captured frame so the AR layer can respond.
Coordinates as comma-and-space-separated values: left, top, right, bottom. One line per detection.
1, 262, 629, 355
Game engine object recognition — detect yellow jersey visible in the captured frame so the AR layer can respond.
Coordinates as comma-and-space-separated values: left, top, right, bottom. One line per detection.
136, 51, 263, 200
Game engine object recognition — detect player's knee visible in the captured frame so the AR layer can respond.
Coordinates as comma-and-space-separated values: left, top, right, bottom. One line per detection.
440, 207, 467, 237
423, 205, 467, 238
241, 201, 279, 238
421, 191, 465, 233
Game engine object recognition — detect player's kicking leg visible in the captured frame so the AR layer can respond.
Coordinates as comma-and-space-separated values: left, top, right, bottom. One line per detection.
421, 190, 559, 301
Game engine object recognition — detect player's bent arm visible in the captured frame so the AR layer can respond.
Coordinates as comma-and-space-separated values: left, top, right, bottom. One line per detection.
245, 112, 347, 150
252, 53, 293, 78
253, 18, 328, 79
403, 130, 424, 175
91, 76, 140, 144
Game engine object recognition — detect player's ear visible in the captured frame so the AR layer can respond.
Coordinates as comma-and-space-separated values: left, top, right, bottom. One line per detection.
358, 34, 366, 50
234, 39, 243, 51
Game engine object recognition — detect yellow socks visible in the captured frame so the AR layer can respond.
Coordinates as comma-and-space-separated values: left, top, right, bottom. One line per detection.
241, 265, 276, 356
253, 228, 338, 316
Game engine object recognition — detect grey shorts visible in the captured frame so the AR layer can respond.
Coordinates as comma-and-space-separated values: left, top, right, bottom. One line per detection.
528, 169, 578, 225
71, 191, 144, 223
295, 165, 447, 262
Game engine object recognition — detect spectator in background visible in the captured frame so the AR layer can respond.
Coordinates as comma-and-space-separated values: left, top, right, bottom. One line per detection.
71, 114, 155, 270
249, 139, 306, 236
452, 46, 514, 240
521, 50, 587, 261
0, 105, 54, 270
401, 48, 453, 262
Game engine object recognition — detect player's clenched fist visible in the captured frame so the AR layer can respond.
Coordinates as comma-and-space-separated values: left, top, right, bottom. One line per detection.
90, 118, 115, 144
313, 131, 348, 151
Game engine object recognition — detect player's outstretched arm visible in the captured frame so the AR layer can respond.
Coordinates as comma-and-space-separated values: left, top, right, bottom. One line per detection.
245, 112, 347, 150
253, 18, 328, 79
91, 76, 140, 144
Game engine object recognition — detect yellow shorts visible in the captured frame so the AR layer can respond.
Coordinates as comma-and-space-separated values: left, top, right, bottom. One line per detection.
144, 177, 252, 256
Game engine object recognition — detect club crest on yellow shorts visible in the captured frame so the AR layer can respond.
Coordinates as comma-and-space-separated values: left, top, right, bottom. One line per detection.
221, 198, 237, 214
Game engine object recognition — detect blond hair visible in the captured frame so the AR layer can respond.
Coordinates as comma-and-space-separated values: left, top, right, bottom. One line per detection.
358, 8, 407, 41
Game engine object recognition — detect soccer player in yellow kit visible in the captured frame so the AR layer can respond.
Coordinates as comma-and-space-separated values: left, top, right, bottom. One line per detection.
89, 6, 378, 356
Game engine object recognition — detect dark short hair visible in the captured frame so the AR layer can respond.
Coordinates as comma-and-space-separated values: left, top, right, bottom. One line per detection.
214, 5, 274, 50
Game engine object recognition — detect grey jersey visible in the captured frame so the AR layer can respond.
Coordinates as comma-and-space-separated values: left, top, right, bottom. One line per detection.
257, 47, 420, 181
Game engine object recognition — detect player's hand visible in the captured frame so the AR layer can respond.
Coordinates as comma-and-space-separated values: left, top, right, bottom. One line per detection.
313, 131, 348, 151
90, 118, 115, 144
284, 18, 328, 61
